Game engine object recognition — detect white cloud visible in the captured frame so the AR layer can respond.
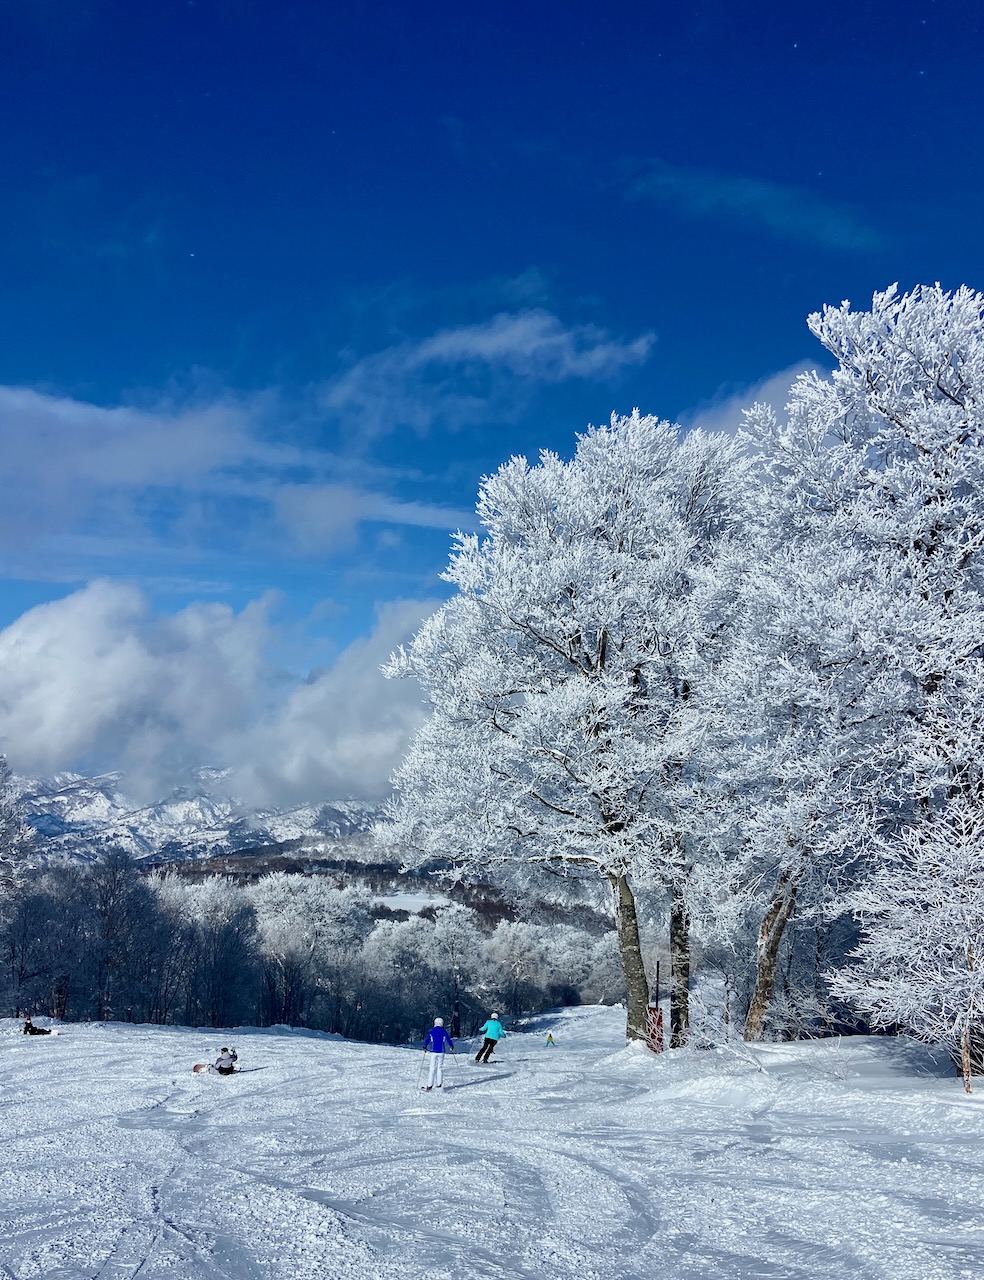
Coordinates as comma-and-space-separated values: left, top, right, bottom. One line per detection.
0, 385, 271, 486
0, 385, 287, 570
0, 384, 469, 575
273, 485, 473, 554
0, 581, 433, 804
0, 580, 271, 785
632, 160, 887, 252
0, 303, 655, 803
227, 598, 438, 805
680, 362, 818, 437
410, 311, 653, 378
320, 309, 655, 441
0, 387, 300, 547
0, 306, 654, 578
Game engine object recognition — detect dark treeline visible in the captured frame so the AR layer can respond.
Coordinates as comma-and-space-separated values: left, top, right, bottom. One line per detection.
0, 850, 623, 1041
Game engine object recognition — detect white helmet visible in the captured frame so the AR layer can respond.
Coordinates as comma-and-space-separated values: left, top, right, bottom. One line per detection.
491, 1012, 499, 1019
434, 1017, 444, 1026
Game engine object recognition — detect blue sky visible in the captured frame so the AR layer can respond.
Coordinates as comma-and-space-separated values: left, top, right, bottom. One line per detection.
0, 0, 981, 801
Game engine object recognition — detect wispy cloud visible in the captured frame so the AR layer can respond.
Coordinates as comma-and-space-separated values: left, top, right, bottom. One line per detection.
0, 385, 272, 488
630, 159, 886, 252
320, 309, 655, 442
0, 384, 467, 577
0, 303, 650, 576
410, 311, 653, 377
273, 485, 473, 553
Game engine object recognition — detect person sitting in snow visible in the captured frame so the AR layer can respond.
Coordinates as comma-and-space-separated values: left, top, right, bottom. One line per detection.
23, 1016, 52, 1036
475, 1012, 505, 1063
214, 1046, 238, 1075
422, 1017, 454, 1090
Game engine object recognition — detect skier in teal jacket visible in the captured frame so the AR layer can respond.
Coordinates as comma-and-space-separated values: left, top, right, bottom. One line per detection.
475, 1013, 504, 1063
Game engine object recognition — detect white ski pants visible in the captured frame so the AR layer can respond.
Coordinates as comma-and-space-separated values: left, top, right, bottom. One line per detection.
426, 1052, 445, 1088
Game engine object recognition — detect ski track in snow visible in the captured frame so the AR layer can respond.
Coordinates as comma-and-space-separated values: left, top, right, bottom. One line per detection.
1, 1009, 983, 1279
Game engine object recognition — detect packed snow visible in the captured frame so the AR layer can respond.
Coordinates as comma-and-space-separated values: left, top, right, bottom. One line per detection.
1, 1007, 982, 1279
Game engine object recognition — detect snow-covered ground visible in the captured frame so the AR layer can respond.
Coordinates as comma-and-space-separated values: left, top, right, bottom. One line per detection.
375, 890, 452, 913
1, 1007, 982, 1279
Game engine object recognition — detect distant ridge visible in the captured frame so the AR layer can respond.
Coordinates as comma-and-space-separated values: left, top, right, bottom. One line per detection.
16, 767, 384, 864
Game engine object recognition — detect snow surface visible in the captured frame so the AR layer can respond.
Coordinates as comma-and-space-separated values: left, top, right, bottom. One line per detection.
375, 890, 452, 913
1, 1007, 982, 1279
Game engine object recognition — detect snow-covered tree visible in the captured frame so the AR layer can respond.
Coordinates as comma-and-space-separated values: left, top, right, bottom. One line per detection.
532, 922, 624, 1006
0, 758, 40, 1010
179, 877, 259, 1027
734, 282, 984, 1040
431, 903, 483, 1034
833, 788, 984, 1092
359, 914, 436, 1037
482, 920, 548, 1017
0, 879, 58, 1014
86, 849, 162, 1022
696, 533, 907, 1040
144, 871, 197, 1024
749, 283, 984, 785
384, 411, 753, 1041
0, 757, 37, 894
247, 874, 375, 1028
250, 885, 320, 1026
249, 873, 372, 967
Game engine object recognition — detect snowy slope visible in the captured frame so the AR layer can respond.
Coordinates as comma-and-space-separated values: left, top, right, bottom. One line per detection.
1, 1008, 982, 1279
16, 768, 383, 863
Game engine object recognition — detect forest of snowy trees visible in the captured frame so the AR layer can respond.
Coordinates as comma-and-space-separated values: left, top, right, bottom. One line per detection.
0, 840, 621, 1042
1, 284, 983, 1085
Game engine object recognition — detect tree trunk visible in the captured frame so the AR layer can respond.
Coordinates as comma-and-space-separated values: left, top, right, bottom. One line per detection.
744, 863, 802, 1041
608, 871, 650, 1040
962, 940, 977, 1093
961, 1020, 973, 1095
669, 881, 690, 1047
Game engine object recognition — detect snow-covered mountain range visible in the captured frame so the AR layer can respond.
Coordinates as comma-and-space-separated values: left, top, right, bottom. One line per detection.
16, 768, 385, 864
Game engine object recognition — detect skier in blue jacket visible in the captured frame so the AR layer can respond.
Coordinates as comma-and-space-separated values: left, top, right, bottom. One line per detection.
422, 1017, 454, 1089
475, 1012, 505, 1063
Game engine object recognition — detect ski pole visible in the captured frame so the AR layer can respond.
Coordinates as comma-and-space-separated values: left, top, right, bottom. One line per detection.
416, 1052, 426, 1089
